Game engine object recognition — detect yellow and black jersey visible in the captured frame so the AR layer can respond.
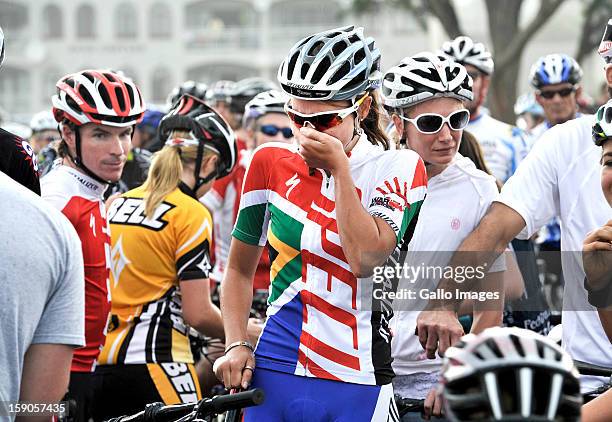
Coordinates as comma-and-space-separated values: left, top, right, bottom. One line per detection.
99, 183, 213, 365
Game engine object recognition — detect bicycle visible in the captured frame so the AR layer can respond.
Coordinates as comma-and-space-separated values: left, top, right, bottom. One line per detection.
105, 388, 264, 422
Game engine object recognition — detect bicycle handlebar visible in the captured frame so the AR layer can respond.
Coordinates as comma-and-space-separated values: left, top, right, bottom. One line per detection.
105, 388, 265, 422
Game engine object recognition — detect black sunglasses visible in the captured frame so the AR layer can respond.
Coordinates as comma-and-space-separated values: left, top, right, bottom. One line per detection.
259, 124, 293, 139
538, 86, 576, 99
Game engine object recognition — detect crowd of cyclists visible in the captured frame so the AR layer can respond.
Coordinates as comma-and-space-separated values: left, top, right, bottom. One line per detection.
0, 14, 611, 422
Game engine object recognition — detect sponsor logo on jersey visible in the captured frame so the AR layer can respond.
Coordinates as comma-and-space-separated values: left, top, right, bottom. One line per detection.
285, 173, 301, 198
108, 197, 174, 230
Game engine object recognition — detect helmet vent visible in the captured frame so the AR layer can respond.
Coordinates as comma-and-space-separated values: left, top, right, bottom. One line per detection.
288, 52, 299, 80
78, 85, 96, 108
97, 85, 112, 109
354, 48, 366, 64
345, 69, 366, 90
484, 339, 503, 358
311, 57, 331, 84
308, 40, 325, 56
330, 61, 351, 84
115, 87, 126, 110
126, 84, 135, 107
332, 40, 348, 56
301, 63, 311, 80
509, 334, 525, 357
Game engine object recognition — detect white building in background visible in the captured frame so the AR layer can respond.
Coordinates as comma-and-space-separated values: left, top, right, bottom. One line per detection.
0, 0, 602, 123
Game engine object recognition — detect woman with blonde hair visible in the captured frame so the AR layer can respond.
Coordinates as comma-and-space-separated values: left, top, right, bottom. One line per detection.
92, 95, 237, 421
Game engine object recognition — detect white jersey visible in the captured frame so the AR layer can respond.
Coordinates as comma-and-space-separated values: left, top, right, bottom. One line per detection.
391, 154, 505, 376
499, 115, 612, 392
467, 113, 529, 183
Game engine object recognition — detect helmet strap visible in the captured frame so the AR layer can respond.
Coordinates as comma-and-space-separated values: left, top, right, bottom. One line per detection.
192, 142, 219, 193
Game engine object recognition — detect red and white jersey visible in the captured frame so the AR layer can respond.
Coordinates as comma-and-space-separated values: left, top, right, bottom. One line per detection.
41, 165, 111, 372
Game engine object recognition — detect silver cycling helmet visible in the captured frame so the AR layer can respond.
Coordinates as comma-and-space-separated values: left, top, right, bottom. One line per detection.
242, 89, 288, 128
30, 110, 58, 133
598, 18, 612, 65
442, 326, 582, 422
440, 35, 494, 76
277, 25, 381, 101
381, 52, 473, 109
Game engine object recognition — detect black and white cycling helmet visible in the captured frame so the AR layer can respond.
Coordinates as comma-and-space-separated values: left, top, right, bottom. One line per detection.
242, 89, 288, 127
442, 327, 582, 422
159, 94, 237, 188
0, 25, 5, 68
382, 52, 473, 109
30, 110, 58, 133
167, 80, 208, 108
228, 77, 277, 114
440, 36, 494, 75
598, 18, 612, 64
593, 99, 612, 147
278, 25, 382, 101
529, 54, 583, 89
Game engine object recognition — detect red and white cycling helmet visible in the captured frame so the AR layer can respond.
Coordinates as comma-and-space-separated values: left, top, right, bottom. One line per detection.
52, 69, 145, 127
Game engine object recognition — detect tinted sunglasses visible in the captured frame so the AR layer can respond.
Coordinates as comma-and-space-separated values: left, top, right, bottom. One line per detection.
399, 109, 470, 134
259, 124, 293, 139
284, 93, 368, 132
537, 86, 576, 99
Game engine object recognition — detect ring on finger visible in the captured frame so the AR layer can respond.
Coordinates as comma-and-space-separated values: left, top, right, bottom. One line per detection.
243, 365, 255, 372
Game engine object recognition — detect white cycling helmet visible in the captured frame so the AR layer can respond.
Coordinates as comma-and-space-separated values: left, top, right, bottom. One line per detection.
529, 54, 583, 89
440, 36, 494, 76
277, 25, 381, 101
242, 89, 288, 128
514, 92, 544, 117
205, 80, 236, 104
381, 52, 473, 109
442, 327, 582, 422
30, 110, 57, 133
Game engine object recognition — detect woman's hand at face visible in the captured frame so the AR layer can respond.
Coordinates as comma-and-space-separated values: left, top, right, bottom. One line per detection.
295, 126, 350, 174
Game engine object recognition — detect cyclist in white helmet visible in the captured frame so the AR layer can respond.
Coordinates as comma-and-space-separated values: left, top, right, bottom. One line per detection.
416, 19, 612, 398
514, 92, 545, 133
243, 89, 293, 148
382, 52, 506, 420
528, 53, 584, 143
215, 25, 427, 421
29, 110, 60, 154
582, 100, 612, 343
440, 35, 529, 184
441, 327, 582, 421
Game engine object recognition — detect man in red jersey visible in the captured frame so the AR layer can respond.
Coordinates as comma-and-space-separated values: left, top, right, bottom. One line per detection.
41, 69, 145, 422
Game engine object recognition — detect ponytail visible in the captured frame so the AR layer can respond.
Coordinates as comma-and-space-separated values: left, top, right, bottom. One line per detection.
360, 90, 390, 150
141, 129, 205, 218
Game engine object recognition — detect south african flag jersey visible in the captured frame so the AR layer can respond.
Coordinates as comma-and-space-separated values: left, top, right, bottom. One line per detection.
233, 135, 427, 385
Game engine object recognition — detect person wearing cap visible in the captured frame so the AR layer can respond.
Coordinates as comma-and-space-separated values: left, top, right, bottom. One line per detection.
214, 26, 427, 421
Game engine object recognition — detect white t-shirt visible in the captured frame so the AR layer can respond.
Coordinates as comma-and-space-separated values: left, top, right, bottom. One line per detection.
467, 113, 529, 183
499, 115, 612, 391
391, 154, 505, 376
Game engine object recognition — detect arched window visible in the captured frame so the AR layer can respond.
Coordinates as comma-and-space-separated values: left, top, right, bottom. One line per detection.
42, 4, 63, 39
149, 2, 172, 38
151, 68, 172, 103
76, 4, 96, 38
114, 2, 138, 39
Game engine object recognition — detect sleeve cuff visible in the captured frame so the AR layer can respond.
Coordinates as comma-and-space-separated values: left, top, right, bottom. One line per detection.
232, 228, 265, 246
495, 197, 532, 240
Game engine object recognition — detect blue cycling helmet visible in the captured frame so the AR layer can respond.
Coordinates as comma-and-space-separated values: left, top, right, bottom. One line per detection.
137, 108, 165, 135
529, 54, 582, 89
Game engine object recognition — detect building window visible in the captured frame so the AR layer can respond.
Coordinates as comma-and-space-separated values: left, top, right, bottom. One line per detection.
149, 2, 172, 38
0, 2, 28, 32
151, 68, 171, 103
76, 4, 96, 38
42, 4, 63, 39
42, 67, 63, 105
115, 3, 138, 39
0, 66, 30, 113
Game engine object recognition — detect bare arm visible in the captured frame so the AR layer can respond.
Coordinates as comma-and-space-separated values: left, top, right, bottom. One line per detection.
18, 344, 73, 422
470, 271, 504, 334
181, 278, 224, 340
583, 388, 612, 422
214, 239, 262, 390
